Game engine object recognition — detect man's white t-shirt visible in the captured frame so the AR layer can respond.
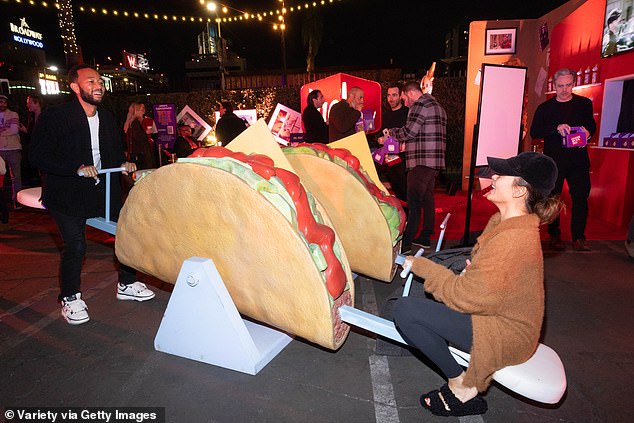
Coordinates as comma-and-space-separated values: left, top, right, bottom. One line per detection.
87, 111, 101, 170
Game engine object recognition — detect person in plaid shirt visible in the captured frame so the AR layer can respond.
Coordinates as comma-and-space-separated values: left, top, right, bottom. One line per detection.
381, 80, 446, 252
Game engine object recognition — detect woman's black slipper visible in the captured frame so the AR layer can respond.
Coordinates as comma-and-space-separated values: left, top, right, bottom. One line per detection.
419, 383, 488, 417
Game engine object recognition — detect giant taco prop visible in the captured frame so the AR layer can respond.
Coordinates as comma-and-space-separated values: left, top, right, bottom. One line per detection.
115, 145, 354, 350
282, 139, 406, 282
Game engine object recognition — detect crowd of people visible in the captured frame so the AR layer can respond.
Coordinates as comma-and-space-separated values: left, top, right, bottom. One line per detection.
3, 62, 634, 418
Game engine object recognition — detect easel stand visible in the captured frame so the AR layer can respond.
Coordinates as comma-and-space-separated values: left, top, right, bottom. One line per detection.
154, 257, 293, 375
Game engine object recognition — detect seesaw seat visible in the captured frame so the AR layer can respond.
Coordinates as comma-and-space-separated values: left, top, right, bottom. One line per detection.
338, 305, 566, 404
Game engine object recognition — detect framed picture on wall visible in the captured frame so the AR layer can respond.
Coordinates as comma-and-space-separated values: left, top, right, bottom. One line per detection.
176, 105, 212, 142
485, 28, 517, 55
601, 4, 634, 58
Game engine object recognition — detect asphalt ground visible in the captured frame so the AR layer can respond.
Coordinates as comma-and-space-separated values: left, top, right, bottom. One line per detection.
1, 208, 633, 422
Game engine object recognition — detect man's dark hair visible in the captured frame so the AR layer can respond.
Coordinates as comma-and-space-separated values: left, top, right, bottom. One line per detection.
28, 94, 43, 106
68, 63, 97, 84
307, 89, 322, 106
220, 101, 234, 113
401, 81, 422, 94
387, 83, 401, 94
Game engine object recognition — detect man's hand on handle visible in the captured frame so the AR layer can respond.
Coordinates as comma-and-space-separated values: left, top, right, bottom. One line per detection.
120, 161, 136, 175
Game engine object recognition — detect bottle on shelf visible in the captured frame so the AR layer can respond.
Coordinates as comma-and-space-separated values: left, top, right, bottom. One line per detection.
547, 77, 553, 92
584, 67, 591, 85
576, 69, 583, 86
591, 64, 599, 84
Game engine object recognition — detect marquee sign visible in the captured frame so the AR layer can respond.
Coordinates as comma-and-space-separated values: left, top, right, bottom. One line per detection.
37, 72, 59, 95
122, 51, 149, 72
9, 17, 44, 49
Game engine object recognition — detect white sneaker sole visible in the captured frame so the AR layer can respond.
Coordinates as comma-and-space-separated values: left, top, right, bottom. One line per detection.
62, 313, 89, 325
116, 292, 155, 302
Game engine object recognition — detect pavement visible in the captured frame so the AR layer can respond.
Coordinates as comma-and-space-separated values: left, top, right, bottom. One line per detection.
1, 208, 633, 423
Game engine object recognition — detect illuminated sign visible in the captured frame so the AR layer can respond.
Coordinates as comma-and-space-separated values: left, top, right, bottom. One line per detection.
122, 51, 149, 72
38, 72, 59, 95
101, 75, 113, 93
9, 17, 44, 49
38, 79, 59, 95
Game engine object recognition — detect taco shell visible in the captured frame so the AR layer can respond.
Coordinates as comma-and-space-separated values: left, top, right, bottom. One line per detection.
285, 152, 399, 282
116, 162, 354, 350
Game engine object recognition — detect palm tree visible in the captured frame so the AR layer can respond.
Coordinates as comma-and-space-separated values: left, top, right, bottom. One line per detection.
301, 9, 323, 81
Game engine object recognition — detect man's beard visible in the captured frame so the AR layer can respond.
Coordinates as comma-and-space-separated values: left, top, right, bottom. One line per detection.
79, 87, 102, 106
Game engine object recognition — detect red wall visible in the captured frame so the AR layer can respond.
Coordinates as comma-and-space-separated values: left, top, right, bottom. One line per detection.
548, 0, 634, 227
550, 0, 634, 81
300, 73, 382, 133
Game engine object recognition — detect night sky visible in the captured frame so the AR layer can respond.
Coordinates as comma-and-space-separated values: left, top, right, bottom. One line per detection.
2, 0, 568, 85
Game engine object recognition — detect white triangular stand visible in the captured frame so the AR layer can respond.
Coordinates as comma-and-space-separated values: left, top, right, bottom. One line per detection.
154, 257, 293, 375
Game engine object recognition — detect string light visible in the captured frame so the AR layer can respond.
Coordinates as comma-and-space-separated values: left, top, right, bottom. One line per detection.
7, 0, 343, 26
57, 0, 80, 56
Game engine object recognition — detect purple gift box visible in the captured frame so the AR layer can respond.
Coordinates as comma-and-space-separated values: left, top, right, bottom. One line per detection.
619, 133, 634, 149
562, 127, 587, 148
383, 136, 399, 154
373, 147, 387, 164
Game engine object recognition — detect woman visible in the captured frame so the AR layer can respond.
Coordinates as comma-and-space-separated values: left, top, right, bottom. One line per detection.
394, 152, 562, 417
123, 103, 156, 170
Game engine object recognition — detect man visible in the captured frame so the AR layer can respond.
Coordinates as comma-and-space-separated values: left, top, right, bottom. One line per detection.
30, 64, 155, 326
328, 86, 364, 142
530, 68, 596, 251
215, 101, 247, 145
19, 94, 43, 186
302, 89, 328, 143
382, 81, 446, 252
380, 83, 409, 202
173, 124, 200, 158
0, 94, 22, 208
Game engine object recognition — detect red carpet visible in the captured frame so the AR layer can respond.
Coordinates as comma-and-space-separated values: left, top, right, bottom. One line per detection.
429, 189, 627, 242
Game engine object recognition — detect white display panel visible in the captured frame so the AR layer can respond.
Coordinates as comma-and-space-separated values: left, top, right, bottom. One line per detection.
475, 64, 527, 166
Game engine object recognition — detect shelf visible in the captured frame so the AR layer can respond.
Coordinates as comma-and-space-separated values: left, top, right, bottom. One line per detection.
590, 146, 634, 151
545, 82, 602, 94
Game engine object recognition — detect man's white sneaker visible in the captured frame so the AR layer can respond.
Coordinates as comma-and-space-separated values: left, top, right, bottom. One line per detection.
61, 293, 90, 325
117, 282, 155, 302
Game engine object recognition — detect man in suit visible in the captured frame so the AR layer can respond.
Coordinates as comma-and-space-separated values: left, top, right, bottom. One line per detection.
302, 89, 328, 143
30, 64, 155, 326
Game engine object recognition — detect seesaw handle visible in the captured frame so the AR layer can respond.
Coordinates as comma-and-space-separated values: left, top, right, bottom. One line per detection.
400, 248, 424, 278
77, 166, 126, 177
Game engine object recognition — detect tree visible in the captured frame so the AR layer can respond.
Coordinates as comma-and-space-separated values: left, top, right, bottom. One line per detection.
301, 10, 323, 81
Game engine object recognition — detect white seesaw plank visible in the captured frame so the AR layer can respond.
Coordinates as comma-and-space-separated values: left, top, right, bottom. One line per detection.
338, 305, 566, 404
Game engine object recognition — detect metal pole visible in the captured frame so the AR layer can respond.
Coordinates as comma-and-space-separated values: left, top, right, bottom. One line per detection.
216, 19, 226, 92
280, 28, 287, 87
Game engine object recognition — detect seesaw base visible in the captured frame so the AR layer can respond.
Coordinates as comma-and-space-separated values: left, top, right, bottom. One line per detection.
154, 257, 293, 375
